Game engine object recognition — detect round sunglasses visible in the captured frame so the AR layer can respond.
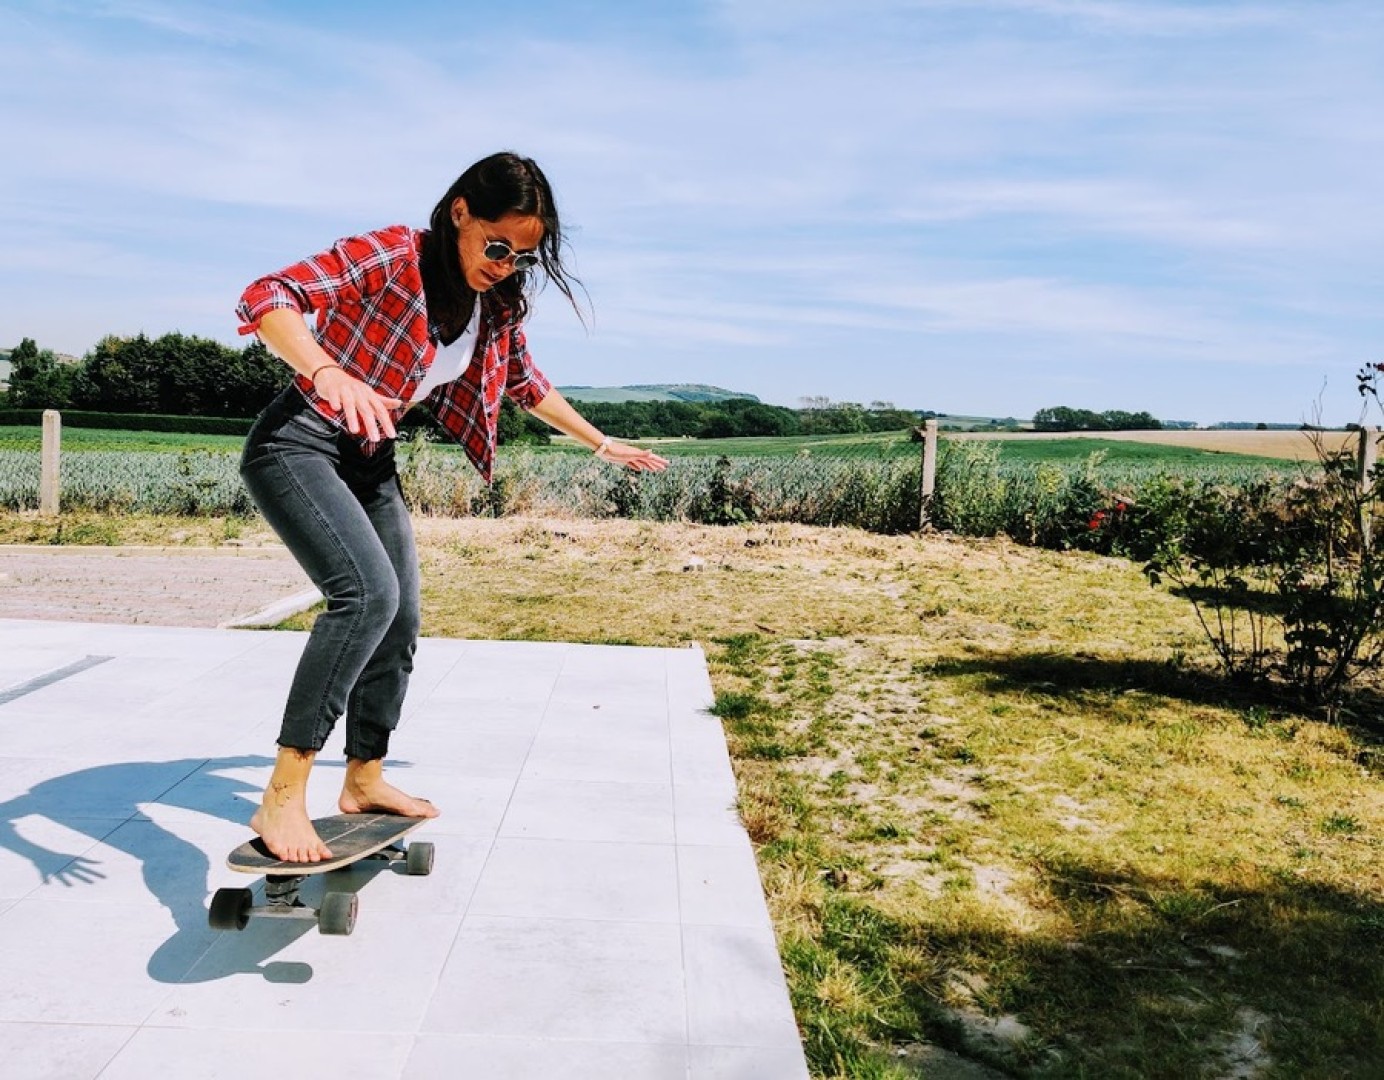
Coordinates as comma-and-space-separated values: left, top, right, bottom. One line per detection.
482, 239, 540, 271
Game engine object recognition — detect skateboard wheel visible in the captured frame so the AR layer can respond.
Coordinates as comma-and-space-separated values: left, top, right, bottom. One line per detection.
406, 842, 435, 876
318, 891, 358, 936
209, 887, 253, 931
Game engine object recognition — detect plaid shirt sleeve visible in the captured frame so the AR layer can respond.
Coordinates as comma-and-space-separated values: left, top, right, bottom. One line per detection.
502, 321, 552, 410
235, 226, 416, 336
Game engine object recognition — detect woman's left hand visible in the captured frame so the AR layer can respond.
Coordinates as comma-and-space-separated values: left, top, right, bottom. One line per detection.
598, 440, 670, 472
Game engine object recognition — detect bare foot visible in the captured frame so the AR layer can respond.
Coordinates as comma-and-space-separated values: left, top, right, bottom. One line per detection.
250, 795, 333, 863
339, 761, 441, 819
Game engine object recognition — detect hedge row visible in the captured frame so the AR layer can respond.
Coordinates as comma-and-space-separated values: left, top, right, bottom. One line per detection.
0, 409, 256, 436
0, 407, 502, 440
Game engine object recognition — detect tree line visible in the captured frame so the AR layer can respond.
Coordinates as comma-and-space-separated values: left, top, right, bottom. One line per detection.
1032, 406, 1162, 431
575, 397, 924, 440
7, 335, 1171, 439
3, 334, 930, 440
5, 334, 284, 418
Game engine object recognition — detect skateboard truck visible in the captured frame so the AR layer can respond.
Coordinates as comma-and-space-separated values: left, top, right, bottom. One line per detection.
208, 879, 362, 936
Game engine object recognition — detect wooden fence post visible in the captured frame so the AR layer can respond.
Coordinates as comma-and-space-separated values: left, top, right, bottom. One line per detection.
919, 418, 938, 530
1359, 425, 1378, 551
39, 409, 62, 516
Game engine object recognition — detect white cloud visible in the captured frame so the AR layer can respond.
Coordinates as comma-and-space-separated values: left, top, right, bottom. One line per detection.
914, 0, 1288, 35
896, 179, 1277, 249
708, 0, 1293, 45
81, 0, 254, 44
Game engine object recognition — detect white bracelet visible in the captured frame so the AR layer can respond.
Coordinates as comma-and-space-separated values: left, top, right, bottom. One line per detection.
594, 436, 611, 457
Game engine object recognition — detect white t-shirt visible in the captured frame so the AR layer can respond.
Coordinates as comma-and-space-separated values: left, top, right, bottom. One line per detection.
412, 307, 481, 402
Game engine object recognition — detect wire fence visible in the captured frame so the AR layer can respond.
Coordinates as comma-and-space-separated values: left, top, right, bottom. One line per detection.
0, 411, 254, 516
0, 414, 938, 529
0, 412, 1346, 546
403, 437, 930, 533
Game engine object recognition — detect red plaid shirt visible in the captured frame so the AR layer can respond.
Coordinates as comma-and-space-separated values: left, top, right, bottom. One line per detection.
236, 224, 552, 482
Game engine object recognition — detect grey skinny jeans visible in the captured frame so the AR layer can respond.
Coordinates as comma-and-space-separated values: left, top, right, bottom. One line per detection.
239, 385, 420, 760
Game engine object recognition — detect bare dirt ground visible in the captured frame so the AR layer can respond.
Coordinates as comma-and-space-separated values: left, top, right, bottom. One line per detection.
947, 428, 1358, 460
0, 543, 313, 627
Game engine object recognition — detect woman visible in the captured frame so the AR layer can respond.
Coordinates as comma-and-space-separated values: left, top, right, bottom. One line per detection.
237, 152, 668, 862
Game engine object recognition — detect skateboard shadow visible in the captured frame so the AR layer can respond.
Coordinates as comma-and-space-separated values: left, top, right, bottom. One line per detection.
0, 755, 369, 984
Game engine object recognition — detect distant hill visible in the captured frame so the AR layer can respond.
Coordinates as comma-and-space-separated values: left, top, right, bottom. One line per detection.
558, 384, 760, 405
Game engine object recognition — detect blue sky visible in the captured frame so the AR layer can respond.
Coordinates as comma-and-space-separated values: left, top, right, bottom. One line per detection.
2, 0, 1381, 425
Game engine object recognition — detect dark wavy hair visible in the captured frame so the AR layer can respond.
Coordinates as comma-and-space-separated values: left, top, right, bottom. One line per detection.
420, 151, 583, 341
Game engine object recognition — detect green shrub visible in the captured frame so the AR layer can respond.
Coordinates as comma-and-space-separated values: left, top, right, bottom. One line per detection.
1143, 415, 1384, 705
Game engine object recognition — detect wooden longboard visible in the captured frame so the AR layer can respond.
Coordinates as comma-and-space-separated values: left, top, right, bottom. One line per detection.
227, 812, 429, 875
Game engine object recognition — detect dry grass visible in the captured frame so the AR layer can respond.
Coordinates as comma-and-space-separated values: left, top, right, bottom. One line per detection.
387, 514, 1382, 1078
406, 516, 927, 646
0, 510, 273, 548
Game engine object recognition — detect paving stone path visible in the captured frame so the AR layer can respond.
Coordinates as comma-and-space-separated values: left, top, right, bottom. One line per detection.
0, 545, 315, 627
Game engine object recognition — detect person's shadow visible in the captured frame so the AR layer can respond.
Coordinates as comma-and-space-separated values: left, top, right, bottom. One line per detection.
0, 755, 363, 984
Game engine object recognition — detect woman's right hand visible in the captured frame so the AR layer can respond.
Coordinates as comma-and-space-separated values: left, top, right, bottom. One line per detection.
255, 309, 403, 441
313, 366, 403, 441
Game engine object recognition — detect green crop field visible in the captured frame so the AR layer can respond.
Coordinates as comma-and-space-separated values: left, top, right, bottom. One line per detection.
603, 430, 919, 458
554, 431, 1289, 468
0, 425, 922, 460
952, 436, 1293, 468
0, 423, 1295, 471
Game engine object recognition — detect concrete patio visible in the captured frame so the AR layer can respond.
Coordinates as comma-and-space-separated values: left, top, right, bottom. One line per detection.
0, 618, 808, 1079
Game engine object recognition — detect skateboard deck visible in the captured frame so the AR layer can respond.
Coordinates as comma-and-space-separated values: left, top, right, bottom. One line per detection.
211, 813, 434, 936
227, 812, 429, 874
